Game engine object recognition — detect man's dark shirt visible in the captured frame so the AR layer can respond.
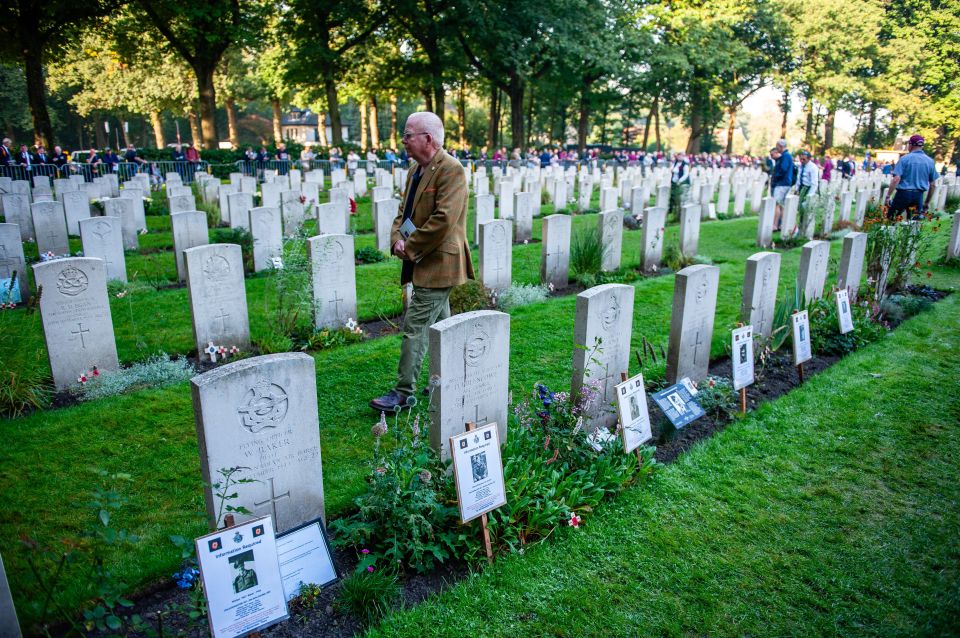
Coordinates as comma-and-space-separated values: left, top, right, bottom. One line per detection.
399, 166, 424, 283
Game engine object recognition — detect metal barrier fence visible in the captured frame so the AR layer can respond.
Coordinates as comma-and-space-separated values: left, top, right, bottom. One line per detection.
0, 161, 210, 184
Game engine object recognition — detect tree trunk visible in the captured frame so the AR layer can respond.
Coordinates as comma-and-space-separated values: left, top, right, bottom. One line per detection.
149, 111, 165, 148
865, 104, 877, 149
271, 99, 283, 144
188, 112, 202, 147
822, 107, 836, 153
725, 105, 737, 154
433, 81, 445, 119
804, 99, 813, 144
654, 104, 661, 152
389, 95, 398, 149
318, 114, 328, 146
225, 98, 239, 148
487, 84, 499, 150
526, 86, 535, 148
95, 115, 107, 148
507, 74, 524, 149
496, 88, 504, 148
369, 96, 380, 149
422, 90, 433, 114
577, 89, 590, 153
23, 44, 53, 148
194, 62, 219, 149
360, 97, 368, 150
642, 95, 658, 150
780, 88, 790, 139
456, 82, 466, 151
324, 77, 343, 145
121, 121, 132, 148
685, 83, 706, 154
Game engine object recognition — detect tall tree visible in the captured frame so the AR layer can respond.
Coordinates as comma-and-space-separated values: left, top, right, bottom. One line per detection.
0, 0, 118, 146
135, 0, 253, 148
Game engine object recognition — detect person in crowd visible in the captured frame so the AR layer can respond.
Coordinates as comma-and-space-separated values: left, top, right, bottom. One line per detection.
124, 144, 145, 166
369, 111, 473, 411
840, 155, 854, 179
51, 146, 69, 167
185, 143, 200, 180
255, 146, 269, 163
33, 145, 49, 164
670, 151, 690, 219
301, 146, 315, 170
103, 148, 121, 171
0, 138, 14, 165
797, 151, 819, 203
770, 139, 794, 231
346, 148, 360, 175
275, 142, 290, 175
886, 134, 938, 220
87, 148, 102, 166
384, 148, 398, 164
16, 144, 33, 169
539, 147, 551, 168
821, 155, 833, 182
171, 144, 186, 162
329, 146, 342, 168
366, 148, 379, 164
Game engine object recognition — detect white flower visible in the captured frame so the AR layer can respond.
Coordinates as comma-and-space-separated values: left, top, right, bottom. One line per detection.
345, 317, 358, 331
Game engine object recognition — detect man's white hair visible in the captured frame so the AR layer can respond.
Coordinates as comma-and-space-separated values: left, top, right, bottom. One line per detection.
776, 139, 787, 148
407, 111, 444, 148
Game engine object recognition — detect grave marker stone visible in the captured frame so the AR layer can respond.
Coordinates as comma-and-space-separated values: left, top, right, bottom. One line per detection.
79, 216, 127, 283
428, 310, 510, 462
308, 234, 357, 329
316, 202, 347, 235
599, 210, 622, 272
479, 219, 512, 291
571, 284, 635, 430
640, 206, 666, 272
665, 264, 720, 383
374, 198, 400, 252
184, 244, 250, 353
797, 240, 830, 302
240, 175, 257, 194
191, 352, 324, 532
2, 194, 33, 240
514, 191, 533, 242
740, 251, 780, 339
474, 194, 495, 244
171, 211, 210, 282
0, 223, 29, 303
104, 197, 139, 250
757, 196, 775, 248
540, 214, 571, 289
781, 195, 799, 237
0, 553, 22, 638
32, 257, 119, 390
119, 188, 148, 231
228, 191, 254, 231
836, 231, 867, 299
62, 190, 91, 235
280, 190, 305, 235
679, 202, 701, 257
169, 193, 196, 214
250, 207, 283, 273
32, 200, 69, 256
499, 182, 514, 219
948, 213, 960, 260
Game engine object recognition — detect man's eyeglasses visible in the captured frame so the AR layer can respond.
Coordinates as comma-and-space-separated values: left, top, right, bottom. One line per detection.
402, 132, 428, 141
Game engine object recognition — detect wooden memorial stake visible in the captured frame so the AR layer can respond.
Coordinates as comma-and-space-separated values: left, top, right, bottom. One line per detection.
465, 421, 494, 565
797, 362, 805, 384
222, 514, 262, 638
740, 387, 747, 414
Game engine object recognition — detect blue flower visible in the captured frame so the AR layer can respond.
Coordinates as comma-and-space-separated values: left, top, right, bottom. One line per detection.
536, 384, 555, 407
173, 567, 200, 589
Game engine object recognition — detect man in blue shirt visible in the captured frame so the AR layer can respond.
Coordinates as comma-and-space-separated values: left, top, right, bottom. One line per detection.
886, 134, 938, 220
770, 140, 794, 230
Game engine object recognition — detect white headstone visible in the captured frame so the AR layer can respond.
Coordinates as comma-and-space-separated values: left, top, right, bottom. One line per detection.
0, 553, 22, 638
541, 214, 571, 289
184, 244, 250, 353
640, 206, 666, 273
479, 219, 512, 291
171, 211, 210, 282
32, 257, 119, 390
514, 191, 533, 242
499, 182, 514, 219
474, 194, 495, 245
104, 197, 139, 250
797, 240, 830, 302
79, 216, 127, 283
947, 213, 960, 260
599, 210, 622, 272
32, 200, 70, 256
191, 352, 325, 532
836, 231, 867, 300
169, 193, 197, 214
374, 198, 400, 253
665, 264, 720, 383
250, 207, 283, 273
679, 202, 701, 257
308, 233, 357, 329
741, 251, 781, 339
0, 223, 30, 303
62, 190, 92, 236
280, 190, 305, 236
757, 196, 775, 248
316, 202, 347, 236
1, 194, 32, 240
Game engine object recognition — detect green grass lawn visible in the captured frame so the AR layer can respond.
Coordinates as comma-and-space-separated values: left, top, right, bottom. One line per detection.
0, 184, 957, 629
370, 293, 960, 638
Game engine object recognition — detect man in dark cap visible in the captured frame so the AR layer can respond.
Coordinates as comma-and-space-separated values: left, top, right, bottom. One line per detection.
886, 134, 938, 220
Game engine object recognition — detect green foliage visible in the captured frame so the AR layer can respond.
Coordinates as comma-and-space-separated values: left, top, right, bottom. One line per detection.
808, 293, 886, 356
495, 283, 550, 311
265, 237, 315, 344
576, 268, 641, 288
330, 410, 469, 574
210, 227, 253, 273
196, 196, 221, 229
487, 383, 656, 551
72, 353, 195, 401
879, 293, 935, 327
449, 280, 493, 315
335, 563, 402, 627
570, 226, 605, 278
304, 326, 365, 351
0, 304, 53, 418
864, 219, 935, 299
663, 243, 712, 272
693, 376, 737, 419
355, 246, 386, 264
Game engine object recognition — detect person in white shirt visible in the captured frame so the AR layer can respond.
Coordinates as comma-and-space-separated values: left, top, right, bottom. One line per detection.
797, 150, 819, 203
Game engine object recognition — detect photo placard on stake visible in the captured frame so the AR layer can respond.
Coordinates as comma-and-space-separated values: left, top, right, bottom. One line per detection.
836, 289, 854, 334
615, 373, 652, 453
195, 516, 288, 638
791, 310, 812, 366
731, 325, 755, 391
450, 422, 507, 524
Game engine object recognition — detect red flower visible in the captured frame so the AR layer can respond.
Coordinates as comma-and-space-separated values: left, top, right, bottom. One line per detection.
926, 271, 933, 278
349, 198, 357, 214
92, 366, 100, 377
568, 512, 581, 528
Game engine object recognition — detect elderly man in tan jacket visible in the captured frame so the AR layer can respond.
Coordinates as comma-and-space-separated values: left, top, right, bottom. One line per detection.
370, 111, 475, 411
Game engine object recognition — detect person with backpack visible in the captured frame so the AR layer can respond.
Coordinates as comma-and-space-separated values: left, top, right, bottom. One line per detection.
770, 139, 794, 231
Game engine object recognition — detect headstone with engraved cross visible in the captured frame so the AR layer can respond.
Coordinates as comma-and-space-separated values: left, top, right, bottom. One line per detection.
104, 197, 139, 250
474, 194, 495, 245
79, 217, 127, 283
679, 202, 701, 257
31, 200, 70, 256
540, 214, 571, 289
374, 198, 400, 253
280, 190, 306, 235
119, 188, 148, 231
32, 257, 119, 390
191, 352, 325, 532
316, 202, 347, 236
741, 251, 781, 339
171, 211, 210, 282
249, 207, 282, 273
479, 219, 512, 291
599, 210, 623, 272
665, 264, 720, 384
640, 205, 666, 273
62, 190, 91, 236
308, 233, 357, 329
0, 223, 30, 303
514, 191, 534, 242
836, 231, 867, 300
2, 193, 33, 241
228, 191, 254, 231
184, 244, 250, 354
571, 283, 635, 431
797, 240, 830, 303
428, 310, 510, 464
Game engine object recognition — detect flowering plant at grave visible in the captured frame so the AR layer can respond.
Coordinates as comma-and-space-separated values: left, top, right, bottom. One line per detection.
349, 198, 357, 214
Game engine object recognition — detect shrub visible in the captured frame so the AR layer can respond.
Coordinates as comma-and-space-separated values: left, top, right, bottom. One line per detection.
0, 366, 53, 418
355, 246, 386, 264
334, 563, 401, 627
449, 280, 492, 315
693, 376, 737, 419
196, 197, 221, 228
495, 283, 550, 311
661, 243, 711, 272
864, 218, 937, 299
944, 193, 960, 214
329, 411, 469, 574
73, 354, 195, 401
570, 226, 605, 278
304, 325, 365, 351
808, 293, 886, 356
265, 238, 315, 344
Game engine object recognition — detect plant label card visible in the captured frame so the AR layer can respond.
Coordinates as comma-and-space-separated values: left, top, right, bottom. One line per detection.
195, 516, 289, 638
791, 310, 812, 365
277, 519, 339, 602
450, 422, 507, 524
0, 553, 22, 638
836, 289, 854, 334
615, 373, 652, 453
652, 378, 705, 429
731, 325, 755, 391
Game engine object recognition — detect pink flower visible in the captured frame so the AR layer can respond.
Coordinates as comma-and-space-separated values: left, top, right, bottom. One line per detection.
568, 512, 581, 528
92, 366, 100, 377
361, 548, 370, 554
78, 375, 88, 384
366, 566, 375, 573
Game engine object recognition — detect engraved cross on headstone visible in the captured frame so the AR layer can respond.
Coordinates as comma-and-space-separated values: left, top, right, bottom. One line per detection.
0, 245, 15, 278
328, 290, 343, 318
253, 477, 290, 525
72, 322, 91, 348
691, 320, 706, 365
213, 308, 230, 335
472, 404, 489, 426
